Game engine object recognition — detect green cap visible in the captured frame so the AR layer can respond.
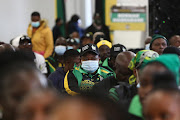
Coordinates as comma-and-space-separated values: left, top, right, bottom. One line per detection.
150, 34, 168, 49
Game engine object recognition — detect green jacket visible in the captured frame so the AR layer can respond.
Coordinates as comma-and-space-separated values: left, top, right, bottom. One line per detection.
46, 52, 64, 76
101, 58, 116, 76
63, 65, 113, 95
128, 95, 143, 119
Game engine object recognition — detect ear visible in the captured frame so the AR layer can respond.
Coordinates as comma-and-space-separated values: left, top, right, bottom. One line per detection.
133, 68, 137, 77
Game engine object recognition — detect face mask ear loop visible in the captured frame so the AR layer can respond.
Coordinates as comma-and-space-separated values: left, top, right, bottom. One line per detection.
136, 69, 141, 88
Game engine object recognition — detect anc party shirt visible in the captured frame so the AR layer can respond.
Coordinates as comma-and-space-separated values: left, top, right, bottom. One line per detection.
63, 65, 113, 95
100, 58, 116, 76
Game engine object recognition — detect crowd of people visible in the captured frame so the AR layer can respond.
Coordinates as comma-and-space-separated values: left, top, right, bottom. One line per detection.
0, 11, 180, 120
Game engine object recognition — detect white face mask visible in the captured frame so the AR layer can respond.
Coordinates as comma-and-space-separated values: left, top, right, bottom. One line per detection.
145, 43, 150, 50
136, 69, 140, 88
55, 45, 66, 55
81, 60, 99, 73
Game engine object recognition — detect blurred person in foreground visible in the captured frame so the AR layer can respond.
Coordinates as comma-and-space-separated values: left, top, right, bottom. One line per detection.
48, 93, 129, 120
128, 54, 180, 120
0, 51, 47, 120
16, 88, 58, 120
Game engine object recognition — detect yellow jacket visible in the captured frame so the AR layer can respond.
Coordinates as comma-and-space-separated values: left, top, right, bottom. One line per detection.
27, 20, 54, 58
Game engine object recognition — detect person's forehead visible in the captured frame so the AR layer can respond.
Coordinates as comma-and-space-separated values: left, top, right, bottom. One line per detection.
55, 39, 66, 45
31, 16, 40, 21
153, 38, 166, 43
99, 45, 110, 50
145, 92, 178, 110
82, 52, 98, 58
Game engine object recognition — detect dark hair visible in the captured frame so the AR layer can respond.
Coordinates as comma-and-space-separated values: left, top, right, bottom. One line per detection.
63, 49, 80, 61
94, 35, 106, 44
163, 46, 180, 56
56, 18, 61, 24
152, 71, 178, 90
70, 15, 79, 23
31, 11, 40, 17
0, 51, 37, 97
55, 92, 129, 120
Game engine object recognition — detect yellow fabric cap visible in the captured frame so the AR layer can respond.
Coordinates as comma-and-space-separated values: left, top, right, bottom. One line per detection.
97, 40, 112, 48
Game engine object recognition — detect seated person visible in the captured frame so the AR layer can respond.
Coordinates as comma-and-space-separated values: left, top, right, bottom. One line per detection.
149, 34, 168, 55
48, 49, 80, 92
18, 35, 47, 74
101, 44, 127, 76
46, 37, 66, 76
128, 50, 159, 85
128, 54, 180, 120
66, 38, 78, 50
93, 51, 135, 96
63, 44, 113, 95
169, 35, 180, 48
16, 88, 58, 120
97, 40, 112, 64
163, 46, 180, 57
143, 85, 180, 120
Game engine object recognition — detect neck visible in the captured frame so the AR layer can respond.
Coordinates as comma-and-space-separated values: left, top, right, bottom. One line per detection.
64, 66, 69, 72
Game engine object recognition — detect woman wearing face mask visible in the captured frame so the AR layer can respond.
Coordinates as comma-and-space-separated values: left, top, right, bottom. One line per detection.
63, 44, 113, 95
27, 11, 54, 58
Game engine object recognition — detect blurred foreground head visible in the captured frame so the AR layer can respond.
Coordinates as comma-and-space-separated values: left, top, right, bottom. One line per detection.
143, 89, 180, 120
16, 88, 58, 120
0, 51, 47, 120
48, 93, 128, 120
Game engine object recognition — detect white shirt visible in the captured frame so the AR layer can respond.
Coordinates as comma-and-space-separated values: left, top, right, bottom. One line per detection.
34, 52, 47, 74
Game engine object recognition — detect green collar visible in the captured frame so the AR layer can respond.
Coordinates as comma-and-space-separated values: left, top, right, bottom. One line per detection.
128, 95, 143, 118
102, 58, 113, 71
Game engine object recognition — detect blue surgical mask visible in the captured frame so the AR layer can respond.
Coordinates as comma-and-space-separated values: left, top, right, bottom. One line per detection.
67, 46, 73, 50
31, 21, 40, 28
145, 43, 150, 50
55, 45, 66, 55
74, 38, 80, 44
81, 60, 99, 73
